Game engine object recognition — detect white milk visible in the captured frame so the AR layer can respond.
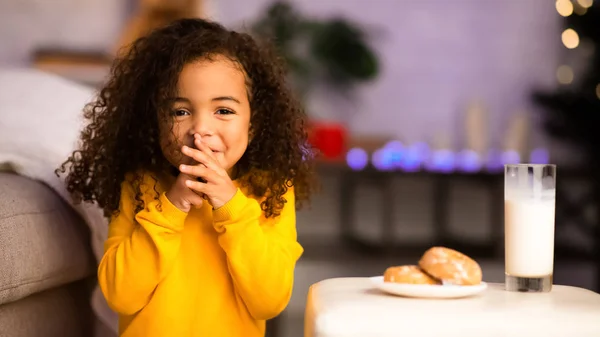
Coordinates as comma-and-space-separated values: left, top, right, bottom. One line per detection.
504, 199, 555, 277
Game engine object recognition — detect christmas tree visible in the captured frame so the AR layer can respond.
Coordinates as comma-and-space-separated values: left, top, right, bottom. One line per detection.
533, 1, 600, 291
533, 0, 600, 168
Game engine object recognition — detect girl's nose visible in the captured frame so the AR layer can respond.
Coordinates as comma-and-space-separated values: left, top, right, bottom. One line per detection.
190, 115, 214, 137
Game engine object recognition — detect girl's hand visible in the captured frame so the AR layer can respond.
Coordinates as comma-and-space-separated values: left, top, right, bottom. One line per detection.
165, 171, 204, 213
179, 135, 237, 209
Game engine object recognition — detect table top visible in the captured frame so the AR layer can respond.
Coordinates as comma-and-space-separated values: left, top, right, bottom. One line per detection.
305, 277, 600, 337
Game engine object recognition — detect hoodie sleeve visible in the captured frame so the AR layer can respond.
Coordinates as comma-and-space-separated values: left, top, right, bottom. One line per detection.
212, 186, 303, 320
97, 179, 188, 315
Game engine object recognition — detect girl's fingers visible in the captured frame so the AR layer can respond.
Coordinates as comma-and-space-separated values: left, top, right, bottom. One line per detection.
181, 145, 215, 169
179, 164, 218, 183
193, 135, 227, 175
187, 192, 205, 208
185, 179, 209, 195
194, 135, 218, 162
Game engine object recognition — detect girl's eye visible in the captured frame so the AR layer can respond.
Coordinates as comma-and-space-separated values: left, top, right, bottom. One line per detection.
216, 108, 235, 115
172, 109, 190, 117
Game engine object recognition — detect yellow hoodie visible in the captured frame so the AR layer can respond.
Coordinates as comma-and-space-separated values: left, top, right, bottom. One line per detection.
98, 174, 303, 337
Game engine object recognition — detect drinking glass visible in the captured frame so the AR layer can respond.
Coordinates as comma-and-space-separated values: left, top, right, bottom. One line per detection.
504, 164, 556, 292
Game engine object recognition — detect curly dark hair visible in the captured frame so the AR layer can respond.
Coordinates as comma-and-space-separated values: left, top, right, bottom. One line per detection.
57, 18, 316, 219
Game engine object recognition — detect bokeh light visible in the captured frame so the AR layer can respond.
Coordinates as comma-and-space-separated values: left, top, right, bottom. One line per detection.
577, 0, 593, 8
399, 145, 423, 172
372, 148, 394, 171
485, 149, 504, 172
530, 148, 550, 164
502, 150, 521, 165
562, 28, 580, 49
457, 150, 482, 173
383, 141, 404, 168
556, 0, 574, 16
426, 150, 455, 173
346, 148, 369, 171
556, 65, 574, 84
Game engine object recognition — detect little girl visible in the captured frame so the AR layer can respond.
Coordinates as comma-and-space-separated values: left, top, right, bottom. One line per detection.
58, 18, 315, 337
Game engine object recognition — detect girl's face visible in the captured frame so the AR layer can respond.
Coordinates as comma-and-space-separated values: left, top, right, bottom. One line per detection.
160, 56, 252, 174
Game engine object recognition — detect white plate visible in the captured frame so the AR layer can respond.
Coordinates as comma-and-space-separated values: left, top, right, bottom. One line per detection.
370, 276, 488, 299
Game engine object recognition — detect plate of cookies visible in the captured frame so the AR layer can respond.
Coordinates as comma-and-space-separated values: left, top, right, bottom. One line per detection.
371, 247, 487, 299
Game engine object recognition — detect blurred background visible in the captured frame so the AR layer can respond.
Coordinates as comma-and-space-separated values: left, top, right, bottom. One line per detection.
1, 0, 600, 336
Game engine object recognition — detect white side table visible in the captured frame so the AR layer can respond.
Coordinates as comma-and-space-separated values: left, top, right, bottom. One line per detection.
305, 277, 600, 337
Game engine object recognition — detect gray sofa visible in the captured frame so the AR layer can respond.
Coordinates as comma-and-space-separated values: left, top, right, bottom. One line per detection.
0, 172, 98, 336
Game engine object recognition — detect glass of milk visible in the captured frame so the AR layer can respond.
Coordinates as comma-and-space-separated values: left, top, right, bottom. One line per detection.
504, 164, 556, 292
